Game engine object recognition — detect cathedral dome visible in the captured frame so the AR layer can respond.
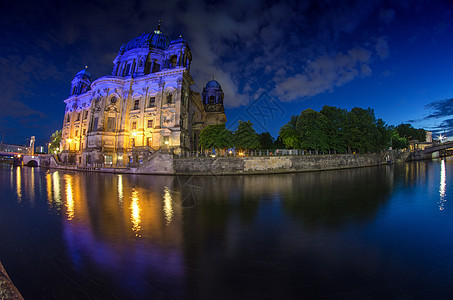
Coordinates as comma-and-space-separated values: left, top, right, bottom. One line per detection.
119, 23, 170, 54
206, 80, 221, 89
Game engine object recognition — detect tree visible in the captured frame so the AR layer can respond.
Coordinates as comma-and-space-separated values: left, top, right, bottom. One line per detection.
234, 120, 260, 151
396, 123, 426, 142
49, 130, 61, 154
279, 115, 301, 149
258, 132, 275, 149
320, 105, 348, 153
296, 109, 329, 152
274, 135, 285, 149
345, 107, 379, 153
199, 124, 233, 151
389, 126, 408, 149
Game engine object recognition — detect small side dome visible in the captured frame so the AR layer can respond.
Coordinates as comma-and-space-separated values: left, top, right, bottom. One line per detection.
75, 68, 91, 78
206, 80, 221, 89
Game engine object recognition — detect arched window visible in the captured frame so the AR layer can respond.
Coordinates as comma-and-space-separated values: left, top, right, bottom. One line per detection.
169, 55, 177, 68
152, 59, 160, 73
166, 93, 173, 104
209, 95, 215, 104
144, 55, 151, 74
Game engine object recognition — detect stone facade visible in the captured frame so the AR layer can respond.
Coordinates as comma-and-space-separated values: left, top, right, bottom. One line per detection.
60, 23, 226, 166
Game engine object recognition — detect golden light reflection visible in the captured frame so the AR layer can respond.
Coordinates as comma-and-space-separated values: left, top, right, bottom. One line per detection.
163, 186, 174, 226
118, 175, 124, 204
130, 189, 142, 237
29, 167, 35, 202
16, 167, 22, 201
439, 159, 447, 211
52, 171, 61, 207
46, 172, 52, 205
65, 174, 75, 220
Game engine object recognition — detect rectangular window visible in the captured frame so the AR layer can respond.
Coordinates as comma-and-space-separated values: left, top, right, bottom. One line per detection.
131, 138, 135, 147
76, 113, 80, 121
104, 155, 113, 165
83, 129, 86, 135
147, 119, 153, 128
166, 93, 172, 104
148, 97, 155, 108
92, 117, 98, 132
67, 115, 70, 123
106, 117, 116, 132
147, 137, 153, 147
131, 121, 137, 130
133, 100, 140, 110
75, 130, 79, 136
83, 111, 88, 120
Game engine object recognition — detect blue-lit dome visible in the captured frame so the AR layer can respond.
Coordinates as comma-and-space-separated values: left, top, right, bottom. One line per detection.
206, 80, 221, 89
119, 24, 170, 54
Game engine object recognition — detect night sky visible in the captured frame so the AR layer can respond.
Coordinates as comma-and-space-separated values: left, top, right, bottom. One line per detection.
1, 0, 452, 146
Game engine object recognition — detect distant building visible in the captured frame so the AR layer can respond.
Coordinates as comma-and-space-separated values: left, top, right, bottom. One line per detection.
60, 22, 226, 166
0, 143, 29, 154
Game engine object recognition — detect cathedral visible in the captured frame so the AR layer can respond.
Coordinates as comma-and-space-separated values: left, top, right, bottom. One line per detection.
60, 23, 226, 166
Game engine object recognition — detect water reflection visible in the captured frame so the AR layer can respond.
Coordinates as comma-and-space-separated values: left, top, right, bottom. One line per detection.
65, 174, 74, 220
439, 159, 447, 210
118, 174, 124, 203
130, 188, 142, 236
163, 186, 174, 226
16, 166, 22, 201
2, 160, 453, 299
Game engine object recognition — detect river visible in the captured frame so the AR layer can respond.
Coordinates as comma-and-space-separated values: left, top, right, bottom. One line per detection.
0, 159, 452, 299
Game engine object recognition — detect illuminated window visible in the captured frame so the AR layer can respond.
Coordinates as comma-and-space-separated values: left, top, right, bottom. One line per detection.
163, 136, 169, 145
147, 119, 153, 128
133, 100, 140, 110
132, 121, 137, 130
147, 137, 153, 147
148, 97, 155, 108
104, 155, 113, 165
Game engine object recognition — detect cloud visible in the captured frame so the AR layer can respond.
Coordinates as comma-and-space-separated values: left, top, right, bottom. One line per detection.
375, 37, 389, 59
273, 47, 372, 101
425, 98, 453, 119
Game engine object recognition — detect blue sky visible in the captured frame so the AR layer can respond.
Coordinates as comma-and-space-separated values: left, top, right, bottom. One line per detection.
0, 0, 452, 146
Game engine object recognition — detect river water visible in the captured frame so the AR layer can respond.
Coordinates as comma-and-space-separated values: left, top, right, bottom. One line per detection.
0, 159, 452, 299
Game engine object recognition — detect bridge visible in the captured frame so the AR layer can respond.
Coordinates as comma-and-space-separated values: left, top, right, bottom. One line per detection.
408, 141, 453, 161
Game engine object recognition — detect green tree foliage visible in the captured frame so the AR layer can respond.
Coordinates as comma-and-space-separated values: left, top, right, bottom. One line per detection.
320, 105, 348, 153
389, 126, 408, 149
49, 130, 62, 154
199, 124, 233, 150
234, 120, 260, 151
396, 123, 426, 142
296, 109, 329, 152
274, 135, 285, 149
258, 132, 275, 149
278, 106, 399, 153
279, 115, 301, 149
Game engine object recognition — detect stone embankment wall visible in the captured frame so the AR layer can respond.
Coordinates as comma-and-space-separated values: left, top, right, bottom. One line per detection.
0, 261, 23, 300
173, 151, 408, 175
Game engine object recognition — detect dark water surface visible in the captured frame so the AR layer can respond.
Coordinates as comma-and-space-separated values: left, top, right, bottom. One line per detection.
1, 159, 453, 299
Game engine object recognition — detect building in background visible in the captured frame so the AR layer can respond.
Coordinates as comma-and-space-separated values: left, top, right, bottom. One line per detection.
60, 22, 226, 166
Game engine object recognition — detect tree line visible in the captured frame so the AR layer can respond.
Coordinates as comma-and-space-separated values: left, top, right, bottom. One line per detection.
199, 105, 426, 153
